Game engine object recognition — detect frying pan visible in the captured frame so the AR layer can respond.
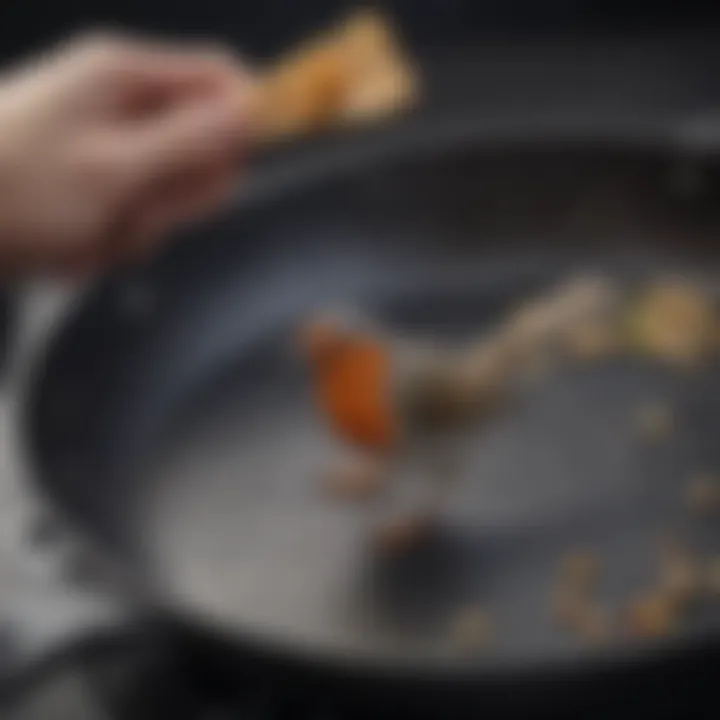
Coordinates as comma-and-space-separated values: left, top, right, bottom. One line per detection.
21, 108, 720, 714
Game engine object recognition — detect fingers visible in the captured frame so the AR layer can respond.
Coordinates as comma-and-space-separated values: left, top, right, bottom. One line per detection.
87, 37, 250, 198
62, 36, 248, 272
63, 31, 249, 218
112, 91, 245, 197
42, 32, 249, 125
0, 30, 251, 278
70, 32, 246, 96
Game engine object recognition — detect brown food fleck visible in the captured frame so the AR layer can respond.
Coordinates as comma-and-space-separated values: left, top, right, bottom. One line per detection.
627, 594, 676, 638
576, 604, 612, 643
626, 280, 714, 367
551, 550, 609, 640
373, 510, 436, 553
684, 473, 720, 515
559, 550, 600, 591
563, 320, 620, 362
322, 459, 387, 501
655, 536, 702, 609
634, 401, 673, 442
701, 558, 720, 597
448, 605, 492, 651
550, 586, 612, 642
660, 557, 700, 608
550, 585, 589, 628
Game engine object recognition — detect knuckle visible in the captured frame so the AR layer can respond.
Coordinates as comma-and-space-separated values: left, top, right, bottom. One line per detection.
73, 29, 124, 55
71, 30, 136, 71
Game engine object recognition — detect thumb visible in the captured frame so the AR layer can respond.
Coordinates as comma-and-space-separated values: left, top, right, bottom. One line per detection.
116, 95, 244, 194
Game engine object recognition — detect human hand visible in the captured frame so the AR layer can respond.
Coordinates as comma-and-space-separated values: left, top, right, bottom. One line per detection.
0, 33, 248, 276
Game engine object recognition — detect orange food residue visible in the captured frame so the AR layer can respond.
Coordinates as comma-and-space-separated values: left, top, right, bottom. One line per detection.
298, 320, 400, 450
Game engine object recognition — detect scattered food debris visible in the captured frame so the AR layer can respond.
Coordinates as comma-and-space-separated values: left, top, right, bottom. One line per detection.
303, 274, 720, 651
301, 275, 620, 456
626, 280, 715, 367
684, 473, 720, 515
448, 605, 492, 652
634, 401, 673, 442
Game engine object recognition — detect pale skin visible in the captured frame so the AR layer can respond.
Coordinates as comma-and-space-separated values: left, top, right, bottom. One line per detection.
0, 33, 249, 276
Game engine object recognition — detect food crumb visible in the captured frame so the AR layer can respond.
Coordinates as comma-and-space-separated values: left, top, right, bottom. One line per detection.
448, 605, 492, 651
576, 604, 612, 643
373, 510, 436, 553
550, 585, 611, 642
701, 558, 720, 597
627, 593, 676, 638
551, 550, 610, 641
550, 585, 588, 627
626, 280, 715, 367
559, 550, 599, 590
660, 554, 700, 607
563, 320, 619, 362
684, 473, 720, 515
322, 459, 387, 501
634, 401, 673, 442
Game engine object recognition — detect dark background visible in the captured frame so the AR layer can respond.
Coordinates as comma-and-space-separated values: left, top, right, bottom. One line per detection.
3, 0, 720, 66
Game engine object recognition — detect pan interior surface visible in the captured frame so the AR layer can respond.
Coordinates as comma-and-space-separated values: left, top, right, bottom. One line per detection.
30, 143, 720, 668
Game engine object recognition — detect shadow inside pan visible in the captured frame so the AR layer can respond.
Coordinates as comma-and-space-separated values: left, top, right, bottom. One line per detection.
28, 142, 720, 669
